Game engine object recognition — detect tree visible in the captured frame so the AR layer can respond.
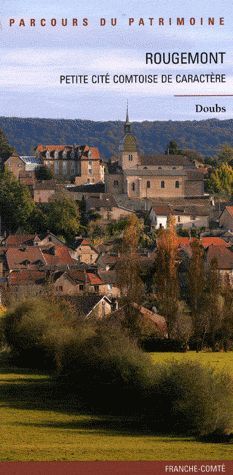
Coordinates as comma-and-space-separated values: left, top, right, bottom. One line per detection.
220, 276, 233, 350
116, 215, 144, 304
154, 216, 180, 337
204, 258, 224, 351
43, 192, 80, 241
165, 140, 182, 155
35, 165, 53, 181
187, 240, 207, 350
0, 129, 14, 160
208, 163, 233, 197
0, 170, 35, 233
216, 144, 233, 165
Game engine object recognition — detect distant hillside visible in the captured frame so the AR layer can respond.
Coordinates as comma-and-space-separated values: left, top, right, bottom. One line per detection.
0, 116, 233, 158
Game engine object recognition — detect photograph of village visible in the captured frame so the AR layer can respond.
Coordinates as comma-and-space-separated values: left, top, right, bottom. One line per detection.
0, 106, 232, 462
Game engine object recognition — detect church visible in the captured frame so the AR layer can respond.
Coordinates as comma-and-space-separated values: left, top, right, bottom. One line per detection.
105, 107, 204, 199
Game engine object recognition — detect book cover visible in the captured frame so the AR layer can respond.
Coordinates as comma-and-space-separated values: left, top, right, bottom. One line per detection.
0, 1, 232, 474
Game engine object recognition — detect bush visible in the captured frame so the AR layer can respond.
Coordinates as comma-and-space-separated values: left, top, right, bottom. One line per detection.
4, 297, 76, 369
146, 361, 233, 437
59, 322, 154, 413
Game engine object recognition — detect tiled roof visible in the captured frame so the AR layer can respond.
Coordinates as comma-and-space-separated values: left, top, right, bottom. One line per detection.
4, 234, 39, 247
42, 245, 74, 266
86, 194, 117, 210
6, 247, 46, 270
86, 272, 103, 286
141, 155, 194, 167
206, 245, 233, 270
177, 236, 230, 249
132, 303, 168, 336
152, 205, 172, 216
225, 206, 233, 218
8, 269, 47, 285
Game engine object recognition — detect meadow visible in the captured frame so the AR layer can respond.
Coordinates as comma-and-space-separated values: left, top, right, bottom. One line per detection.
0, 351, 232, 461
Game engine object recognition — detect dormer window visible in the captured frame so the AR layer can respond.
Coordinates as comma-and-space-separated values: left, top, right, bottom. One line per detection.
46, 150, 50, 159
54, 150, 59, 159
63, 150, 67, 159
88, 150, 92, 158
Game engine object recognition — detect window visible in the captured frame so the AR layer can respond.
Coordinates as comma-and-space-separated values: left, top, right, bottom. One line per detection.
94, 285, 99, 292
147, 180, 150, 188
54, 160, 59, 175
56, 286, 63, 292
175, 181, 180, 188
191, 215, 196, 221
88, 168, 93, 175
128, 154, 133, 161
79, 284, 84, 291
158, 166, 162, 169
62, 160, 67, 175
131, 182, 135, 191
177, 216, 181, 223
107, 284, 113, 291
161, 181, 165, 188
113, 180, 119, 187
173, 166, 176, 169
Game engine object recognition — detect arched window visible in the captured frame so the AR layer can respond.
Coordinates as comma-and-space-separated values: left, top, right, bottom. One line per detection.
161, 180, 165, 188
131, 182, 135, 191
147, 180, 150, 188
175, 181, 180, 188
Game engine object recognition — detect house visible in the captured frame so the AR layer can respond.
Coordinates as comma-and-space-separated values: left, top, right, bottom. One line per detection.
206, 244, 233, 285
148, 204, 209, 230
85, 194, 134, 222
36, 144, 104, 185
53, 269, 106, 296
66, 294, 113, 320
173, 205, 209, 229
219, 206, 233, 231
7, 269, 47, 296
33, 181, 63, 203
98, 270, 121, 297
148, 205, 172, 229
5, 153, 42, 180
41, 245, 75, 269
3, 234, 41, 247
71, 238, 99, 264
5, 246, 47, 271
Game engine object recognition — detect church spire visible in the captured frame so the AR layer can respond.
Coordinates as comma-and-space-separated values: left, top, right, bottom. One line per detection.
124, 101, 131, 134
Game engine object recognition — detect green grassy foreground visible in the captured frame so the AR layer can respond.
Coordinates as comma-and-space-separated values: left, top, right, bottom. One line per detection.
0, 351, 232, 461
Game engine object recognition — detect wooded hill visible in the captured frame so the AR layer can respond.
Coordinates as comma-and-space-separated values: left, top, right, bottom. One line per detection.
0, 116, 233, 158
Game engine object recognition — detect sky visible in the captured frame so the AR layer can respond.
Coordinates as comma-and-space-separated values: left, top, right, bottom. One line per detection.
0, 0, 232, 121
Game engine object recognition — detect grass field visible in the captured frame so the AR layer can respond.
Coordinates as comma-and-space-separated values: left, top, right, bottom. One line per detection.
0, 351, 232, 461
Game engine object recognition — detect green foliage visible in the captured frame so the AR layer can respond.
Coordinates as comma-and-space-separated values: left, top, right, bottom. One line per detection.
0, 170, 35, 232
208, 163, 233, 196
32, 193, 80, 241
4, 297, 76, 369
2, 117, 233, 158
165, 140, 182, 155
35, 165, 53, 181
0, 128, 14, 159
60, 322, 153, 413
149, 361, 233, 437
